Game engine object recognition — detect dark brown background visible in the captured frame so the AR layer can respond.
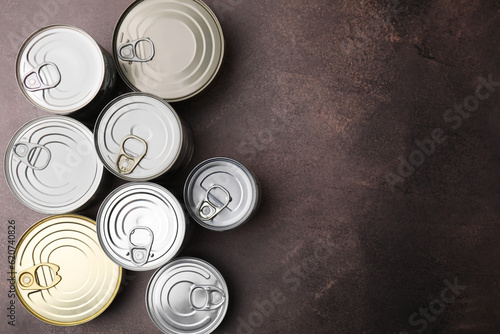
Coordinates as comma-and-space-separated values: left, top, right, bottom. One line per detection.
1, 0, 500, 333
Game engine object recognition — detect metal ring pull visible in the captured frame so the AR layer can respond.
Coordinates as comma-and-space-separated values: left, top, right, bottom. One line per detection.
13, 142, 51, 170
22, 62, 61, 92
116, 135, 148, 174
189, 285, 226, 311
198, 185, 231, 220
18, 263, 62, 291
128, 226, 154, 266
118, 37, 155, 63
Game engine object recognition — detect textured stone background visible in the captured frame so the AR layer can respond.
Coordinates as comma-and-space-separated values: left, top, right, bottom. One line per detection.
1, 0, 500, 333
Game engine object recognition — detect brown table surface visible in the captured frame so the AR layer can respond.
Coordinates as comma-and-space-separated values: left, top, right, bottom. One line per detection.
1, 0, 500, 333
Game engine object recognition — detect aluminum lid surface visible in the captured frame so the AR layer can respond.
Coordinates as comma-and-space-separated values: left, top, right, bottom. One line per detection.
4, 116, 104, 214
97, 182, 187, 271
95, 93, 183, 181
184, 157, 259, 230
16, 25, 105, 113
146, 257, 228, 334
13, 215, 122, 326
113, 0, 224, 101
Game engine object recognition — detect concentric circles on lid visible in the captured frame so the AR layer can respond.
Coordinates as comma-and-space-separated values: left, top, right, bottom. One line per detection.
146, 257, 228, 334
13, 215, 122, 326
184, 157, 260, 231
113, 0, 224, 101
97, 182, 187, 271
16, 25, 106, 114
94, 93, 186, 181
4, 116, 104, 214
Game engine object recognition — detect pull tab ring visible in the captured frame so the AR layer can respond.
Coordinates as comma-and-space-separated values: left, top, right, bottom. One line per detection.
189, 285, 226, 311
128, 226, 154, 266
22, 62, 61, 92
116, 135, 148, 175
18, 263, 62, 291
198, 185, 231, 220
118, 38, 155, 63
13, 142, 51, 170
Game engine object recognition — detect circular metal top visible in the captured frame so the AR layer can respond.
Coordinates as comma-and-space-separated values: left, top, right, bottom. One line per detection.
113, 0, 224, 101
146, 257, 228, 334
184, 157, 259, 230
13, 215, 122, 326
16, 25, 105, 114
94, 93, 183, 181
97, 182, 187, 271
4, 116, 104, 214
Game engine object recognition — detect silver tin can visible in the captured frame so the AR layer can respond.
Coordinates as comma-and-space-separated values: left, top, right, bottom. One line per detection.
146, 257, 228, 334
16, 25, 117, 120
183, 157, 260, 231
94, 92, 193, 181
96, 182, 188, 271
4, 116, 105, 214
113, 0, 224, 102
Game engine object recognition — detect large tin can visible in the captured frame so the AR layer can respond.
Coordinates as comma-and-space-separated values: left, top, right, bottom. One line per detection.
16, 25, 117, 121
4, 116, 105, 214
97, 182, 189, 271
146, 257, 228, 334
113, 0, 224, 101
13, 215, 122, 326
184, 157, 260, 231
94, 92, 193, 181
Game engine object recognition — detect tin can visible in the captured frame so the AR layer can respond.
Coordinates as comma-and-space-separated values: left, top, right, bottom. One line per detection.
4, 116, 105, 214
184, 157, 260, 231
13, 215, 122, 326
113, 0, 224, 102
16, 25, 117, 120
94, 92, 193, 181
97, 182, 188, 271
146, 257, 228, 334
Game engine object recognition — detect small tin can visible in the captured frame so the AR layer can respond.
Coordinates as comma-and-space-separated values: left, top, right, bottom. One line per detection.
4, 116, 105, 214
184, 157, 260, 231
113, 0, 224, 101
16, 25, 117, 120
13, 215, 122, 326
94, 92, 193, 181
146, 257, 228, 334
97, 182, 188, 271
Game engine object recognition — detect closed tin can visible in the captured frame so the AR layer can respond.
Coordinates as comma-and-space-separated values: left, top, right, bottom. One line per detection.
16, 25, 117, 120
146, 257, 228, 334
4, 116, 105, 214
97, 182, 188, 271
13, 215, 122, 326
184, 157, 260, 231
94, 92, 193, 181
113, 0, 224, 101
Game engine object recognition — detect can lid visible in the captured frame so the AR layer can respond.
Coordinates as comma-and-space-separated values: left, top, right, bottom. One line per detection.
16, 25, 105, 114
146, 257, 228, 334
13, 215, 122, 326
4, 116, 104, 214
97, 182, 187, 271
113, 0, 224, 101
94, 93, 183, 181
184, 157, 259, 230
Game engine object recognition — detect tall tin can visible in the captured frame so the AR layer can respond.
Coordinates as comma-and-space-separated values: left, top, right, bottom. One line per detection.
94, 92, 193, 181
4, 116, 105, 214
113, 0, 224, 101
13, 215, 122, 326
96, 182, 189, 271
16, 25, 117, 121
184, 157, 260, 231
146, 257, 228, 334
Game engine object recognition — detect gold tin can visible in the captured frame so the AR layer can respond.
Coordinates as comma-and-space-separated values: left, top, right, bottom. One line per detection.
13, 215, 122, 326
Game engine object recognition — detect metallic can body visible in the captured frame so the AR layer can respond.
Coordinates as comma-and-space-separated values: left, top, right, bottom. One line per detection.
146, 257, 228, 334
113, 0, 224, 102
184, 157, 260, 231
13, 215, 122, 326
94, 92, 193, 181
97, 182, 188, 271
16, 25, 117, 119
4, 116, 105, 214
